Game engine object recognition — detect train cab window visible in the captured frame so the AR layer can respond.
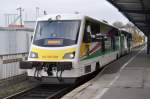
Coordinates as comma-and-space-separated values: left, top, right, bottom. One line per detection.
33, 20, 81, 47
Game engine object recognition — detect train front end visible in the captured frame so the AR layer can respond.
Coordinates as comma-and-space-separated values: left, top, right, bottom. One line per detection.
20, 15, 82, 84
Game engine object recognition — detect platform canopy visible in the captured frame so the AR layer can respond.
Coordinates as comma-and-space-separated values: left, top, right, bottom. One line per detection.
107, 0, 150, 36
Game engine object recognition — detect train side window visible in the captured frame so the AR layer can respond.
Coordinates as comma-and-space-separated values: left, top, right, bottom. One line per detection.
83, 20, 100, 43
83, 25, 92, 43
105, 37, 111, 51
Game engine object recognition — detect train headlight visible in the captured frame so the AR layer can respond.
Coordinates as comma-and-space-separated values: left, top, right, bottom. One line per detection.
30, 52, 38, 58
63, 52, 75, 59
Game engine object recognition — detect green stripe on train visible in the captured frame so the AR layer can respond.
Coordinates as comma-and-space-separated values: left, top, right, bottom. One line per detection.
81, 49, 118, 61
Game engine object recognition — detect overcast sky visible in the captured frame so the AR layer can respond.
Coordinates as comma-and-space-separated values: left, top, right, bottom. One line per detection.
0, 0, 130, 26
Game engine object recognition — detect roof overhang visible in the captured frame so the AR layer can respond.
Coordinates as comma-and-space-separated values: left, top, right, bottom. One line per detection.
107, 0, 150, 36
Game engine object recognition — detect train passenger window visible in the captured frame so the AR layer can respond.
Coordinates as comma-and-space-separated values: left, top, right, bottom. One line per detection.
100, 24, 119, 52
83, 20, 100, 43
105, 37, 111, 51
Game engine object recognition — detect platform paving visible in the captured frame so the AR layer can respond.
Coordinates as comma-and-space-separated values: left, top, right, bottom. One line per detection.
62, 46, 150, 99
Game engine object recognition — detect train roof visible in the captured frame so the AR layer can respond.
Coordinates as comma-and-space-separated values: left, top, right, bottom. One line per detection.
37, 14, 85, 21
37, 14, 118, 29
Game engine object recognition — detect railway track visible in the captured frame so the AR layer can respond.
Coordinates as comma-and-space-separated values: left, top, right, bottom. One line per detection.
4, 65, 106, 99
5, 84, 72, 99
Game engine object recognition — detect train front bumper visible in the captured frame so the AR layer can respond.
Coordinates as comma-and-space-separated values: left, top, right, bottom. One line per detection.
19, 61, 73, 70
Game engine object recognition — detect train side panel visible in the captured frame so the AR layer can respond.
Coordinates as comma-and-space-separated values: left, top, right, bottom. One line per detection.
78, 18, 120, 76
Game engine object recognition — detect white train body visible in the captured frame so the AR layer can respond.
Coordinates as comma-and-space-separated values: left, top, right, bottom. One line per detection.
20, 14, 132, 83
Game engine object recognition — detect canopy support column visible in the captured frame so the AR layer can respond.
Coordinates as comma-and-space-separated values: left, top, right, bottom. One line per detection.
147, 33, 150, 54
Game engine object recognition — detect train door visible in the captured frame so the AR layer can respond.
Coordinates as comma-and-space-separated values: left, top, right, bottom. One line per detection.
79, 19, 104, 73
79, 18, 103, 74
120, 33, 125, 55
79, 19, 101, 60
124, 35, 128, 53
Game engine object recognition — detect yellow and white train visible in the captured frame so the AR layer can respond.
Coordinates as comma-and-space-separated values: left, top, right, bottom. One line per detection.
20, 14, 132, 84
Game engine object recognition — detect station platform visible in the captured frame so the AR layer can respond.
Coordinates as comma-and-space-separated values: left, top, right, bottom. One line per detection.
62, 45, 150, 99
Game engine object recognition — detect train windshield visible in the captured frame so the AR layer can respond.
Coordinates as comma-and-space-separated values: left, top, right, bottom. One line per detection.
33, 20, 81, 47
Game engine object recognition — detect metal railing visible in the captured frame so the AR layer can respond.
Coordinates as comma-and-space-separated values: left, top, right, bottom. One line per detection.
0, 52, 28, 79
